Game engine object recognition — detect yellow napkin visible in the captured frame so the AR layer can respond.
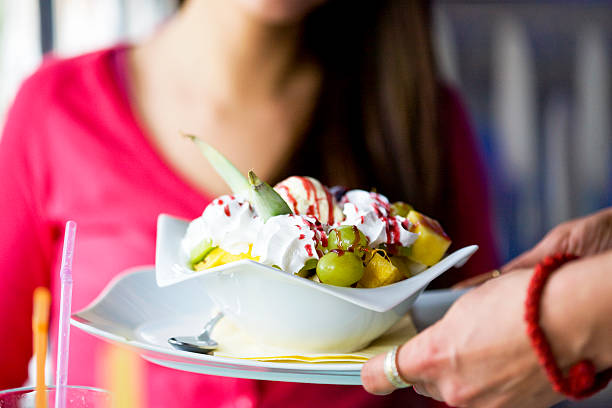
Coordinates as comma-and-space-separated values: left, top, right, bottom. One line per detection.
212, 314, 416, 363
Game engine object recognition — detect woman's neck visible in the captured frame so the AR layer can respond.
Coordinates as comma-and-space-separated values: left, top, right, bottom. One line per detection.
126, 0, 322, 197
146, 0, 306, 103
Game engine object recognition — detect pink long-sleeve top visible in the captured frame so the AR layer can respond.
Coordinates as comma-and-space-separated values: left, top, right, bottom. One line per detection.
0, 47, 498, 407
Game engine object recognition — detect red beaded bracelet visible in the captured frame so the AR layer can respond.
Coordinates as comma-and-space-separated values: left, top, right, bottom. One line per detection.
525, 253, 612, 399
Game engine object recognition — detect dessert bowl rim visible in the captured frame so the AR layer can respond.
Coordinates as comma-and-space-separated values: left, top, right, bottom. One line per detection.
156, 214, 478, 313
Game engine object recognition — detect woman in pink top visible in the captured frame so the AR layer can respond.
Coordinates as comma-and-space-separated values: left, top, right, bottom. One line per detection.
0, 0, 498, 407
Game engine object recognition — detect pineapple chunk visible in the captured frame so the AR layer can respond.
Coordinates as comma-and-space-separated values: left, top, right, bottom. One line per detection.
194, 246, 259, 271
390, 256, 427, 278
406, 210, 451, 266
358, 252, 405, 288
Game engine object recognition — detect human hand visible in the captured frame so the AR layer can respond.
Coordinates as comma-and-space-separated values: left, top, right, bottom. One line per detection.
361, 269, 567, 407
453, 207, 612, 289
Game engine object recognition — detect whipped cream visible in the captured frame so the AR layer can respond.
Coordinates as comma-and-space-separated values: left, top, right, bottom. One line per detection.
251, 214, 320, 275
182, 186, 418, 276
182, 195, 262, 256
274, 176, 344, 225
341, 190, 418, 248
341, 190, 390, 217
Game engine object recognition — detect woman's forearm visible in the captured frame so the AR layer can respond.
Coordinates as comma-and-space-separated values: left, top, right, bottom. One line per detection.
541, 249, 612, 372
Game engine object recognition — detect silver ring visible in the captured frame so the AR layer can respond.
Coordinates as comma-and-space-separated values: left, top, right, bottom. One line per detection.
383, 345, 411, 389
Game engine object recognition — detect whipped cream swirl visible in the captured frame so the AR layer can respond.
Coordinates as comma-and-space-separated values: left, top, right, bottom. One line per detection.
251, 214, 320, 275
341, 190, 418, 248
182, 195, 262, 256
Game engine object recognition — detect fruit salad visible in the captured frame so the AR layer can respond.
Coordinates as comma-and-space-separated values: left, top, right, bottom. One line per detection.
181, 136, 451, 288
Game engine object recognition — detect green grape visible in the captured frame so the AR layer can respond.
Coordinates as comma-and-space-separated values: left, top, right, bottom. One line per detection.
390, 201, 413, 217
316, 250, 364, 287
327, 225, 369, 252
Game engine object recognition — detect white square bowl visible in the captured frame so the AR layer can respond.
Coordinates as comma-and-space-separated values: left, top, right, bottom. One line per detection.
155, 214, 477, 353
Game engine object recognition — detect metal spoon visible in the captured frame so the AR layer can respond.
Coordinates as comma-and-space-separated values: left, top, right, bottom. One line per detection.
168, 312, 223, 354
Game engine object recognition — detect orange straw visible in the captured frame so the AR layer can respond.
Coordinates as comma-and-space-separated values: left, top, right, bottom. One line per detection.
103, 345, 143, 408
33, 287, 51, 408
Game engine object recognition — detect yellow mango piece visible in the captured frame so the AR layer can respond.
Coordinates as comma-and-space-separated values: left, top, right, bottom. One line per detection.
194, 246, 259, 271
390, 256, 427, 278
357, 252, 405, 288
406, 210, 451, 266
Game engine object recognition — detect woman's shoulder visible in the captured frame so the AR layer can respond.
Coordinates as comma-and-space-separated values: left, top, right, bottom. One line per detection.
1, 46, 130, 186
14, 46, 124, 113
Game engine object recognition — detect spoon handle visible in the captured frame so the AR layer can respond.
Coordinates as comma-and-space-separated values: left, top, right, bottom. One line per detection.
197, 312, 224, 341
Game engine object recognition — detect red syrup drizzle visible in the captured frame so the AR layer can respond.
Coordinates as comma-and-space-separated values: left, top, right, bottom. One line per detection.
299, 234, 305, 240
319, 229, 328, 247
335, 225, 362, 252
310, 220, 326, 258
371, 202, 391, 243
216, 199, 224, 205
299, 177, 321, 219
306, 204, 316, 218
372, 203, 385, 219
370, 192, 390, 211
349, 225, 362, 251
365, 194, 402, 245
386, 217, 402, 245
323, 187, 335, 224
305, 244, 314, 257
223, 205, 231, 217
401, 219, 412, 231
276, 184, 299, 213
302, 218, 328, 256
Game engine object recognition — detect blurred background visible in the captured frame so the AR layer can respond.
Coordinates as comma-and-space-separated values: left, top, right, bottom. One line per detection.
0, 0, 610, 262
1, 1, 611, 407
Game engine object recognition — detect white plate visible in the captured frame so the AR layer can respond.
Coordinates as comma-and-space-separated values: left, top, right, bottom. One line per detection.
71, 267, 466, 385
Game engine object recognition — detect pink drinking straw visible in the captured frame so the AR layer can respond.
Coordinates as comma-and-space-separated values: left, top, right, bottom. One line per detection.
55, 221, 76, 408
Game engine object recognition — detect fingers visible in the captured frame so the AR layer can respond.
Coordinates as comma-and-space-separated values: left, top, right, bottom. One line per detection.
362, 331, 434, 395
451, 270, 501, 289
361, 351, 395, 395
362, 339, 425, 395
412, 383, 434, 399
361, 354, 436, 399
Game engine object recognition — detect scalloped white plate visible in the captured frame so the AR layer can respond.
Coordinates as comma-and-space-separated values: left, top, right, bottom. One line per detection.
71, 267, 466, 385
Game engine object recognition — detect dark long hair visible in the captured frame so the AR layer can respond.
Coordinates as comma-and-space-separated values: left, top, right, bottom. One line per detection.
285, 0, 444, 217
